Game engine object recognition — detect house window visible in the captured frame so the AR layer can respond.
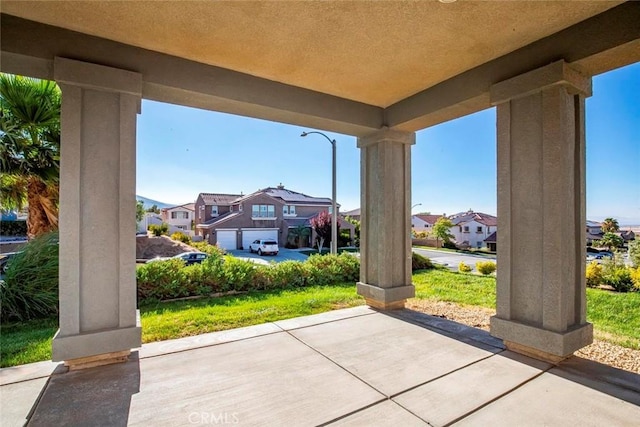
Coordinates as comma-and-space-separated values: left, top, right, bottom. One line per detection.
239, 204, 243, 212
477, 241, 482, 248
476, 226, 482, 233
252, 204, 275, 218
463, 226, 469, 233
283, 205, 296, 216
211, 206, 218, 217
171, 211, 189, 219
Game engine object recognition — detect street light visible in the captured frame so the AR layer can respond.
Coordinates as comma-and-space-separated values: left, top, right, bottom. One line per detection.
301, 131, 337, 255
411, 203, 422, 211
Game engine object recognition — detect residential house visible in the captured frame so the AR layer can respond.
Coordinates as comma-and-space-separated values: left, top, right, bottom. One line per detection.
411, 214, 444, 234
195, 185, 354, 250
586, 220, 603, 244
161, 203, 195, 235
484, 231, 497, 252
449, 210, 497, 249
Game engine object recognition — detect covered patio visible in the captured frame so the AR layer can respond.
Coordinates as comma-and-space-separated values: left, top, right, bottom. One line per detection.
2, 307, 639, 425
1, 1, 639, 422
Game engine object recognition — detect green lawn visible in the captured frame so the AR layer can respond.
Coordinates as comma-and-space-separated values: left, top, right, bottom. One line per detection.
2, 270, 639, 368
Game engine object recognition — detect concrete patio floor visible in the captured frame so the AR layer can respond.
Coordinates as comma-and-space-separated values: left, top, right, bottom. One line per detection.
2, 306, 639, 426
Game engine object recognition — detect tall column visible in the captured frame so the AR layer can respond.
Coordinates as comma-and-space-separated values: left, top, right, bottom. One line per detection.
52, 57, 142, 368
357, 128, 415, 310
489, 61, 593, 362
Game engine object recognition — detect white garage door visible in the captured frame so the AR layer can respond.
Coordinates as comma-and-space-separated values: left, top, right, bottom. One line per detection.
216, 229, 237, 250
242, 228, 278, 250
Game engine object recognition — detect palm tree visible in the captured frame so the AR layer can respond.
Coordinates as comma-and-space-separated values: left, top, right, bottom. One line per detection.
0, 74, 61, 239
601, 217, 620, 233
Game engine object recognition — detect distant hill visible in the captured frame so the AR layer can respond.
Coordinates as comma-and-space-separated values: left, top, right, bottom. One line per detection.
136, 195, 173, 210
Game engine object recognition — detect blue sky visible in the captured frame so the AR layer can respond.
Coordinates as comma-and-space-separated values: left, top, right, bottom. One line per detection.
137, 62, 639, 225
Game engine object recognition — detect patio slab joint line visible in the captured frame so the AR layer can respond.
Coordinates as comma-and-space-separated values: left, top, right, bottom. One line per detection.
388, 350, 500, 400
282, 328, 387, 396
273, 309, 376, 332
316, 397, 391, 427
439, 360, 554, 427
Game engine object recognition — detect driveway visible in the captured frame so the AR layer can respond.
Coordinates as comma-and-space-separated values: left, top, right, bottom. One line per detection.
413, 247, 496, 272
228, 248, 309, 265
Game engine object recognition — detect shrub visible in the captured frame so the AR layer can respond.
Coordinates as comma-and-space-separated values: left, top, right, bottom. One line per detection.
190, 241, 227, 256
629, 240, 640, 268
306, 253, 360, 283
476, 261, 497, 275
0, 220, 27, 236
586, 261, 603, 288
458, 262, 472, 273
222, 257, 257, 292
148, 223, 169, 236
442, 241, 457, 250
600, 257, 633, 292
412, 252, 434, 271
630, 267, 640, 292
1, 231, 59, 321
171, 231, 191, 244
136, 258, 187, 302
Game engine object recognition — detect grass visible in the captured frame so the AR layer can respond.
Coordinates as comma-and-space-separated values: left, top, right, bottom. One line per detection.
141, 283, 363, 342
412, 269, 497, 308
2, 270, 639, 367
0, 317, 58, 367
1, 283, 363, 367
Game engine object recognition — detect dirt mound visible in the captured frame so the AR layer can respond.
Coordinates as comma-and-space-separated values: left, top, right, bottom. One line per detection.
136, 235, 198, 260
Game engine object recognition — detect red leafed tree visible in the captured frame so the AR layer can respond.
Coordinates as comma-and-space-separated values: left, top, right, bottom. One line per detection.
310, 211, 336, 252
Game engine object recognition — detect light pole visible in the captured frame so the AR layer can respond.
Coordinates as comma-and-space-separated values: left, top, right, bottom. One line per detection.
301, 131, 337, 254
411, 203, 422, 211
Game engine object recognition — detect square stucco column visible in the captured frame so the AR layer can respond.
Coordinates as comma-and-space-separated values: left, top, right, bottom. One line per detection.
489, 61, 593, 362
356, 129, 415, 310
52, 57, 142, 367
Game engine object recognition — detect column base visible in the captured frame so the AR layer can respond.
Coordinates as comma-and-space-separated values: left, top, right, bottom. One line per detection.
64, 350, 131, 371
490, 316, 592, 360
53, 311, 142, 363
365, 298, 406, 310
357, 282, 414, 310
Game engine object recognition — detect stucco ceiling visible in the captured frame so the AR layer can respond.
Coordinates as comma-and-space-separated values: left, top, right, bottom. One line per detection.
1, 1, 622, 107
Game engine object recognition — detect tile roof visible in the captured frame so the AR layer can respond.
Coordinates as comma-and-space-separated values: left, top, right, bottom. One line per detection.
450, 210, 497, 227
196, 211, 240, 228
199, 193, 242, 205
164, 202, 195, 211
414, 214, 444, 225
484, 231, 497, 243
342, 208, 361, 217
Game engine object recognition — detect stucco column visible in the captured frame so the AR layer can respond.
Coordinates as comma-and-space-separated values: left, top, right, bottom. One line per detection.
52, 57, 142, 368
356, 129, 415, 310
489, 61, 593, 362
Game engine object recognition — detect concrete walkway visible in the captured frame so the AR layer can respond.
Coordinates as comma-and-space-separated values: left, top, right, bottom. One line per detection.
2, 307, 639, 426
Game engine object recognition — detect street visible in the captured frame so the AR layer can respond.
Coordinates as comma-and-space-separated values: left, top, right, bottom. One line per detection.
412, 247, 496, 272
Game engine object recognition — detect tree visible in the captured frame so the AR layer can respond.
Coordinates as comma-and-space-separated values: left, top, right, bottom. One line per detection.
0, 74, 61, 239
344, 215, 360, 247
310, 211, 337, 252
596, 232, 623, 252
146, 204, 160, 214
601, 218, 620, 233
432, 217, 454, 248
288, 225, 311, 248
136, 200, 146, 223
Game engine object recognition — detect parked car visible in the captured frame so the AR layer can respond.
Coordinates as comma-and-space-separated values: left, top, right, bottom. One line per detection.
146, 252, 208, 265
248, 239, 279, 256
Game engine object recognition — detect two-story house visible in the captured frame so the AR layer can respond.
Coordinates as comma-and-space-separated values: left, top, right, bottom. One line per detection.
195, 185, 353, 250
449, 210, 497, 249
411, 214, 444, 234
161, 203, 196, 234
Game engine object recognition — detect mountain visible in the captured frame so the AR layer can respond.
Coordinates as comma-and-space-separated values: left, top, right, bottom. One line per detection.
135, 195, 173, 210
